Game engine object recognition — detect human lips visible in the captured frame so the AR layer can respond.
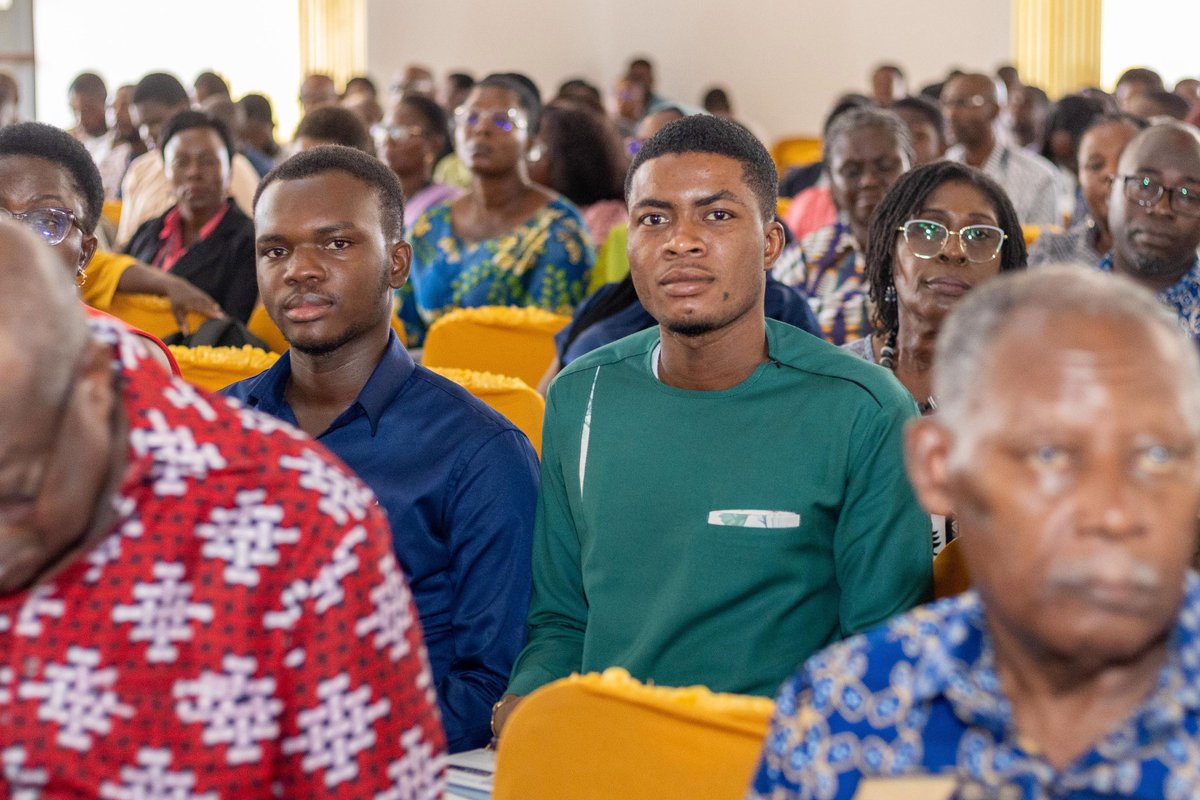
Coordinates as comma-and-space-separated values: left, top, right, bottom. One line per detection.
924, 276, 972, 296
282, 292, 334, 322
1130, 226, 1179, 252
659, 267, 714, 297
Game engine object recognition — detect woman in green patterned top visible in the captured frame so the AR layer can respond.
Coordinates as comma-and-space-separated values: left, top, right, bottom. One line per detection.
399, 74, 593, 346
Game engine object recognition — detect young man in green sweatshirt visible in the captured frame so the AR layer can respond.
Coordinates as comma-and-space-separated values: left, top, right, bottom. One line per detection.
493, 115, 931, 737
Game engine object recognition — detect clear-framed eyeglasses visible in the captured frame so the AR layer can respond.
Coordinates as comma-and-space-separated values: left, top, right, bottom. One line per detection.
897, 219, 1007, 263
0, 208, 86, 247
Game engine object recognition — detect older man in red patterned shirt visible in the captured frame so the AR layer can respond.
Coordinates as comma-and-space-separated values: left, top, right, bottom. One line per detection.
0, 220, 445, 798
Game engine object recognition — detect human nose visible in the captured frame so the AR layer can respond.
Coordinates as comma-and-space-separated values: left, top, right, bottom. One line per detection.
1146, 186, 1175, 217
664, 218, 705, 257
283, 245, 327, 284
1077, 460, 1141, 540
939, 230, 969, 263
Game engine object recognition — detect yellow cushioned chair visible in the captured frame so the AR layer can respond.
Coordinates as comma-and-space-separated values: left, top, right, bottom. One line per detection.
427, 366, 545, 455
423, 306, 571, 389
494, 668, 774, 800
105, 293, 209, 340
933, 538, 971, 599
771, 136, 823, 172
246, 298, 408, 355
1021, 223, 1063, 250
168, 345, 279, 393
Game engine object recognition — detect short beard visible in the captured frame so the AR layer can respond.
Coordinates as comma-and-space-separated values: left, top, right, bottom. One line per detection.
1132, 252, 1188, 279
663, 319, 720, 338
290, 318, 377, 357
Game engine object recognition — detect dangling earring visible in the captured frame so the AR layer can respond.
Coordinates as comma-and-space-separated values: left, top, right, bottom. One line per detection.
75, 267, 88, 288
527, 143, 544, 162
884, 284, 896, 303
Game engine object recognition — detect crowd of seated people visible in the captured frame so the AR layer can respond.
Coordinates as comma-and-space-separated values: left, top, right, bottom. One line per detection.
0, 52, 1200, 800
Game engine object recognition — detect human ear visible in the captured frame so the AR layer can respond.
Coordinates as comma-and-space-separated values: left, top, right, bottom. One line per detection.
905, 417, 956, 518
762, 219, 786, 268
388, 239, 412, 290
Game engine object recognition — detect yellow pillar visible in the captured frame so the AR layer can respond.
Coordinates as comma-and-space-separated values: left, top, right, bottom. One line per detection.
1013, 0, 1102, 98
298, 0, 366, 90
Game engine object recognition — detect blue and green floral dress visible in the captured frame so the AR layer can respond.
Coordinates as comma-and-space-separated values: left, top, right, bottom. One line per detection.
399, 196, 594, 346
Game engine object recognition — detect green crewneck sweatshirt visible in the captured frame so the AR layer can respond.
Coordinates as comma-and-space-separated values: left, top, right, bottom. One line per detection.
508, 319, 932, 697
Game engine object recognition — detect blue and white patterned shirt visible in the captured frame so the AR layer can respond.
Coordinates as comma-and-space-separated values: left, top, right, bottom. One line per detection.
1098, 253, 1200, 337
749, 575, 1200, 800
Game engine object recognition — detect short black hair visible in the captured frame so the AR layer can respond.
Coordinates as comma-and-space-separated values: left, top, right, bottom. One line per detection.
891, 95, 945, 145
1116, 67, 1165, 92
1081, 111, 1149, 140
132, 72, 189, 107
399, 94, 448, 140
0, 122, 103, 233
538, 104, 626, 206
193, 71, 230, 98
865, 161, 1027, 336
255, 145, 406, 241
160, 110, 235, 161
625, 114, 777, 223
237, 93, 274, 125
479, 73, 542, 134
448, 72, 475, 93
1038, 93, 1107, 164
702, 87, 731, 113
294, 106, 372, 153
1136, 90, 1192, 121
344, 75, 377, 98
68, 72, 106, 98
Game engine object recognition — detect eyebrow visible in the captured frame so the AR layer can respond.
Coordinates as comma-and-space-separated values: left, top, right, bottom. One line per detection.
256, 222, 362, 246
694, 190, 743, 208
918, 206, 998, 223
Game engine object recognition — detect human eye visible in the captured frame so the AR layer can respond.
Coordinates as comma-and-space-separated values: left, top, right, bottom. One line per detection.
1134, 442, 1190, 475
963, 226, 999, 244
1027, 444, 1070, 471
326, 238, 353, 250
638, 213, 668, 226
259, 245, 288, 259
1177, 184, 1200, 212
838, 163, 863, 181
910, 221, 943, 241
704, 209, 734, 221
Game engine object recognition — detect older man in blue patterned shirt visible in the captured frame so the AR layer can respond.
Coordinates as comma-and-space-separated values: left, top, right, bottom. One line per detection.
750, 267, 1200, 800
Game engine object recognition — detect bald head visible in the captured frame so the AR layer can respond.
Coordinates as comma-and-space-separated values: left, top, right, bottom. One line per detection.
942, 73, 1003, 150
1108, 122, 1200, 289
0, 221, 89, 412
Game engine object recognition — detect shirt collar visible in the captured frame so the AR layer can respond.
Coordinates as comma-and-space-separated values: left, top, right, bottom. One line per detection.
242, 330, 413, 436
912, 574, 1200, 739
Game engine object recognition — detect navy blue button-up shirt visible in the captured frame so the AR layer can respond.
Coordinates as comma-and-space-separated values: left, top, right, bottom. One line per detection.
224, 332, 539, 751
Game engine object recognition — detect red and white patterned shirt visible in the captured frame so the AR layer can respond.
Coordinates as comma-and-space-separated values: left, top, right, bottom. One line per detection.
0, 316, 446, 798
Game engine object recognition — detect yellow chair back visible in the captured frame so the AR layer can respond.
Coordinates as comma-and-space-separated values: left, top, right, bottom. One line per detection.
427, 366, 545, 454
933, 538, 971, 599
1022, 223, 1063, 249
772, 136, 823, 172
102, 199, 122, 228
105, 293, 208, 340
422, 306, 570, 389
493, 668, 774, 800
246, 298, 409, 355
168, 345, 279, 393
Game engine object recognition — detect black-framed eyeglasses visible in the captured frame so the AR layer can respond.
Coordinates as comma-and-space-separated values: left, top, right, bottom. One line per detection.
897, 219, 1007, 263
0, 208, 86, 246
0, 361, 80, 525
453, 107, 528, 133
1120, 174, 1200, 218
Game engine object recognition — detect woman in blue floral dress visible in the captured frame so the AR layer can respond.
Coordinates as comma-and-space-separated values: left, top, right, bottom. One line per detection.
400, 74, 593, 346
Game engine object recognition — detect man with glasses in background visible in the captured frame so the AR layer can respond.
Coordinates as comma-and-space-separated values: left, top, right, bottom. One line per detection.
1103, 121, 1200, 336
942, 72, 1061, 226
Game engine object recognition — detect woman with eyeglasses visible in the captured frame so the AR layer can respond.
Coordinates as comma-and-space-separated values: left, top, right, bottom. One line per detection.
846, 161, 1026, 556
400, 74, 593, 347
376, 94, 459, 232
848, 161, 1027, 406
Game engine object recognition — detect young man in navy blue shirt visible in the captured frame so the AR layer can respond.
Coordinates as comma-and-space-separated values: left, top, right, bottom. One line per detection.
224, 145, 539, 752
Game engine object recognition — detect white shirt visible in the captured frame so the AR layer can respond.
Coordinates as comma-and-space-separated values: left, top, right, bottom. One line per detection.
946, 140, 1062, 227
